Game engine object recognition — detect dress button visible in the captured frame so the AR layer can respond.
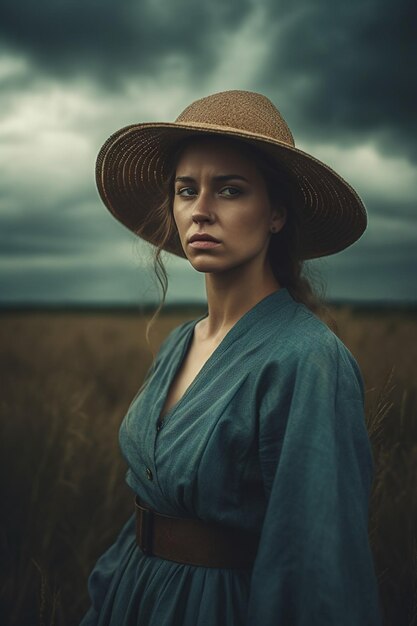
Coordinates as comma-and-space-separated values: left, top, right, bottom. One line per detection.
145, 467, 153, 481
156, 419, 164, 432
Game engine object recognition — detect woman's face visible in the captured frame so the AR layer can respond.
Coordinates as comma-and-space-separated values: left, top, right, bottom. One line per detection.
172, 137, 286, 276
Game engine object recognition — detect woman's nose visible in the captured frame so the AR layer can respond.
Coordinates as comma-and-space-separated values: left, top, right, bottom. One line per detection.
191, 193, 214, 224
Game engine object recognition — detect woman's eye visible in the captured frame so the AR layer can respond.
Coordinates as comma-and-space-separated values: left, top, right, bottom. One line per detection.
220, 187, 241, 197
176, 187, 196, 197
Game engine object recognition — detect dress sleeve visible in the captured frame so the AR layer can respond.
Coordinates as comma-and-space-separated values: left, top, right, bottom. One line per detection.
246, 337, 383, 626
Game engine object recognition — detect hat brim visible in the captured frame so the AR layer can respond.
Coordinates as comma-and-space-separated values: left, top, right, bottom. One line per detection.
96, 121, 367, 260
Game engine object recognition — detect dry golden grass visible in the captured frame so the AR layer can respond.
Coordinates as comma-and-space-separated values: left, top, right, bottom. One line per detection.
0, 305, 416, 625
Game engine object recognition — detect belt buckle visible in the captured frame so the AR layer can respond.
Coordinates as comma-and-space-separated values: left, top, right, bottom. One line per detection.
135, 497, 154, 555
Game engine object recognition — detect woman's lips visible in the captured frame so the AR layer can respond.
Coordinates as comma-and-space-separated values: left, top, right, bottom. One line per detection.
188, 240, 221, 249
188, 233, 221, 249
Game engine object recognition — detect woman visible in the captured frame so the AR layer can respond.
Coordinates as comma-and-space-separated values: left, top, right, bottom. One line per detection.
81, 90, 383, 625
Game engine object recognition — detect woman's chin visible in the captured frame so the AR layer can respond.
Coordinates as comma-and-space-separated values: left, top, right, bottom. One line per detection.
184, 252, 221, 272
188, 259, 243, 276
189, 261, 220, 274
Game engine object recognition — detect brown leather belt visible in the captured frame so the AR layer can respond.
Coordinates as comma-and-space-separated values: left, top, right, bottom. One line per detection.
135, 496, 259, 569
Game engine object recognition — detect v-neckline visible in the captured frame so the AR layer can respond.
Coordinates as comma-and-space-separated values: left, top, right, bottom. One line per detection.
157, 311, 208, 423
156, 287, 291, 425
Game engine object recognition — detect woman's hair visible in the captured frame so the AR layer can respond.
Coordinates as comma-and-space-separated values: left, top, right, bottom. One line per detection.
135, 134, 337, 344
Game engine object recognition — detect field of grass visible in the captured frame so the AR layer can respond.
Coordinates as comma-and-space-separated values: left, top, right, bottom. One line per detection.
0, 304, 416, 625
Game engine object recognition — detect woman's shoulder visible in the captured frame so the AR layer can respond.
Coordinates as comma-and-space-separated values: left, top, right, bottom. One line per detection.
257, 302, 365, 406
265, 300, 362, 376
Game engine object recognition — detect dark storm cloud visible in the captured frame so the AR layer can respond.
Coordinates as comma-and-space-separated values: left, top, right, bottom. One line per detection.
0, 0, 417, 158
369, 199, 416, 221
0, 262, 157, 304
0, 0, 415, 160
0, 208, 99, 255
0, 194, 145, 262
0, 0, 253, 85
315, 237, 417, 301
256, 0, 417, 160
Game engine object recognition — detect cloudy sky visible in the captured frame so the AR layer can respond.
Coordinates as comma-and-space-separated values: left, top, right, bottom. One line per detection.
0, 0, 415, 305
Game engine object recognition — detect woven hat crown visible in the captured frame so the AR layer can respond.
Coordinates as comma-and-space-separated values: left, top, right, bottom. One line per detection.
175, 90, 295, 147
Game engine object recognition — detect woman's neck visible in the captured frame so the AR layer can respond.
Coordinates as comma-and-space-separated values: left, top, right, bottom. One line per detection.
200, 262, 281, 341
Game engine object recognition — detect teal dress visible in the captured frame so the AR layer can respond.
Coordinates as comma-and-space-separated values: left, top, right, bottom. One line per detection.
80, 288, 383, 625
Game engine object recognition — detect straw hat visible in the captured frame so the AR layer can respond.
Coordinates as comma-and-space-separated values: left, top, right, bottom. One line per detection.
96, 90, 367, 260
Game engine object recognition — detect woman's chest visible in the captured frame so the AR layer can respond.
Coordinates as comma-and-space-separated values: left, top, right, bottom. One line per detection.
119, 356, 264, 520
159, 335, 223, 419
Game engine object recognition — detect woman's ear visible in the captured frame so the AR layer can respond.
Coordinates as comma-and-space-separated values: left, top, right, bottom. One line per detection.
270, 204, 286, 234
